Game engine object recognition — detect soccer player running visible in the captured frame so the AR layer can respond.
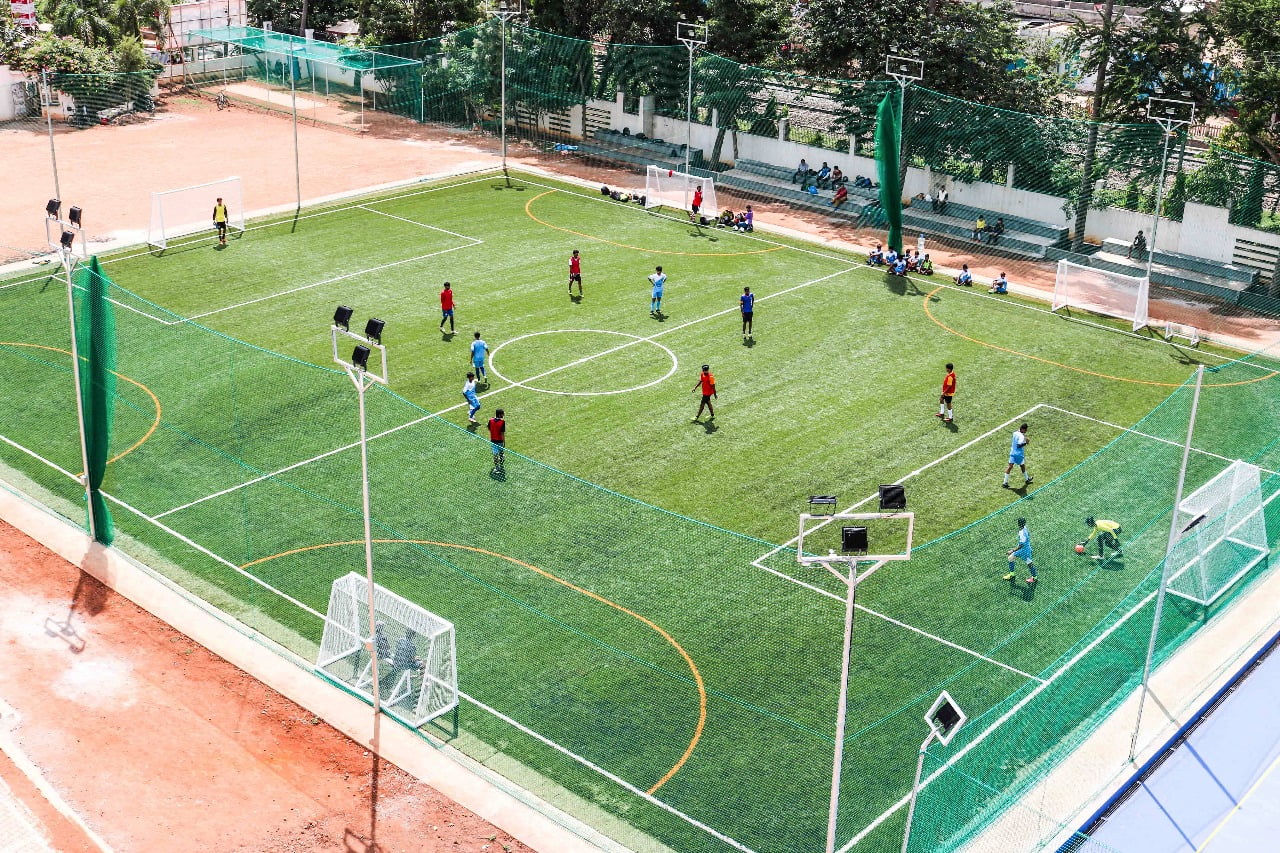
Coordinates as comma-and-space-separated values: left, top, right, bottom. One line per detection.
1080, 516, 1123, 561
487, 408, 506, 473
936, 363, 956, 422
439, 282, 455, 333
470, 331, 489, 383
1004, 423, 1032, 487
649, 266, 667, 317
568, 250, 583, 297
739, 286, 755, 340
212, 197, 229, 246
692, 364, 716, 421
462, 372, 481, 424
1004, 517, 1036, 584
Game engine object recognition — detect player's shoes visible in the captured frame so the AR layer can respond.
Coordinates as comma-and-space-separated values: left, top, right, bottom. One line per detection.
944, 417, 953, 423
1026, 576, 1037, 584
1025, 477, 1033, 484
1090, 555, 1103, 560
1002, 481, 1010, 488
935, 412, 945, 418
1002, 572, 1015, 581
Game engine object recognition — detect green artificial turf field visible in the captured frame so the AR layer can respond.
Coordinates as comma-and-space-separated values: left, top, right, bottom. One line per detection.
3, 169, 1278, 852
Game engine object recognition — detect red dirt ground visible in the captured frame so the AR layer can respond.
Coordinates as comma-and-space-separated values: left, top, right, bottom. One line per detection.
0, 520, 533, 853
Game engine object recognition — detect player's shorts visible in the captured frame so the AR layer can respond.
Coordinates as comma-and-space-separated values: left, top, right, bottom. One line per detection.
464, 393, 480, 406
569, 274, 581, 283
691, 204, 700, 215
940, 394, 953, 405
472, 359, 485, 370
491, 440, 505, 455
1012, 545, 1032, 562
652, 288, 664, 299
741, 312, 753, 322
700, 394, 713, 404
215, 221, 227, 232
1009, 451, 1025, 465
441, 308, 454, 319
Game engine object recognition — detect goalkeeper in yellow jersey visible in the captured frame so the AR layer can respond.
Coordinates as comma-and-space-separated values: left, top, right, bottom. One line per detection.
1080, 516, 1123, 560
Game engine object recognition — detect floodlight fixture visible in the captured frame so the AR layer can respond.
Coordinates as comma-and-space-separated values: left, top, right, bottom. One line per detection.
334, 305, 353, 331
69, 206, 82, 227
60, 230, 76, 250
840, 526, 868, 554
46, 199, 60, 217
364, 317, 385, 344
808, 495, 838, 514
352, 345, 371, 370
879, 484, 907, 511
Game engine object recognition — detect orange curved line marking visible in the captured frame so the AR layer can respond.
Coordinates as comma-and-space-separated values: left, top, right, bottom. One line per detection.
1, 342, 163, 467
525, 189, 784, 257
921, 287, 1278, 388
242, 538, 706, 794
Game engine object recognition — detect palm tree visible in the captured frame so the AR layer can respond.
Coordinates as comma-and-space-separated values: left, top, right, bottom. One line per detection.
40, 0, 119, 47
114, 0, 170, 47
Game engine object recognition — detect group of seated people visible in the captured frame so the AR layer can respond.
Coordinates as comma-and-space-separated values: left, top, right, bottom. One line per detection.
715, 205, 755, 231
972, 215, 1005, 246
794, 159, 877, 193
953, 263, 1010, 293
867, 244, 935, 276
600, 185, 647, 206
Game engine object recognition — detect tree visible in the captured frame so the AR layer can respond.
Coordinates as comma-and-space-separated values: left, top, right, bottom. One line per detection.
247, 0, 358, 39
113, 0, 169, 44
706, 0, 790, 67
40, 0, 119, 48
1214, 0, 1280, 163
528, 0, 597, 40
359, 0, 482, 44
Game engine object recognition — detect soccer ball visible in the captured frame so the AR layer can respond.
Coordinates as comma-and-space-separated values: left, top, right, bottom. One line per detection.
1075, 544, 1085, 554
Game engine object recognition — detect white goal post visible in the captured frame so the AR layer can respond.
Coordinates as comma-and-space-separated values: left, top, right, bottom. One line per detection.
1165, 321, 1201, 347
1052, 259, 1150, 331
148, 176, 245, 250
645, 166, 719, 217
317, 572, 458, 727
1165, 461, 1269, 606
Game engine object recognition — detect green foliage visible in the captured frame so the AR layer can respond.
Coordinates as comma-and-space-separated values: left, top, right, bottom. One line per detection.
246, 0, 357, 37
112, 34, 150, 72
39, 0, 119, 48
1213, 0, 1280, 163
1186, 148, 1239, 208
13, 33, 114, 74
360, 0, 482, 44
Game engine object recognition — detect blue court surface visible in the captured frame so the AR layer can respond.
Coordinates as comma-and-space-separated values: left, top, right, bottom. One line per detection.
1077, 632, 1280, 852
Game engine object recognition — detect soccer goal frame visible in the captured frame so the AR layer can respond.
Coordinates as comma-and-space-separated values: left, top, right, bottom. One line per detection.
1052, 259, 1151, 331
317, 572, 458, 727
1164, 321, 1201, 347
1165, 461, 1269, 606
148, 176, 245, 250
645, 166, 719, 217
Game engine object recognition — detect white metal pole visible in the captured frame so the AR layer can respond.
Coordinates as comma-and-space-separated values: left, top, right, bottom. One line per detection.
825, 559, 859, 853
1129, 364, 1204, 759
1145, 127, 1174, 281
355, 372, 382, 715
63, 257, 96, 541
500, 18, 508, 171
42, 70, 62, 203
289, 53, 301, 212
901, 734, 933, 853
684, 41, 694, 208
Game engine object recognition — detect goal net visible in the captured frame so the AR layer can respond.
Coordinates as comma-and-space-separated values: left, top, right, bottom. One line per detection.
1165, 461, 1269, 606
645, 166, 718, 217
1052, 260, 1150, 331
148, 176, 245, 250
317, 572, 458, 726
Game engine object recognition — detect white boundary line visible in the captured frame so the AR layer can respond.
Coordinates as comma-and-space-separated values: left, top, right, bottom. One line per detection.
489, 329, 680, 396
153, 265, 859, 519
356, 203, 487, 245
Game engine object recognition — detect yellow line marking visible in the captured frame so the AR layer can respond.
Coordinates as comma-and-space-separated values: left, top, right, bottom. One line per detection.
0, 342, 163, 468
524, 189, 784, 256
242, 538, 706, 794
922, 287, 1278, 388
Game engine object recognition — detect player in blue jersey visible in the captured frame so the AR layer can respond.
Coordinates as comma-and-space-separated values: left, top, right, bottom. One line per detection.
1004, 517, 1036, 584
470, 331, 489, 383
649, 266, 667, 317
1004, 423, 1032, 487
462, 372, 481, 424
739, 286, 754, 339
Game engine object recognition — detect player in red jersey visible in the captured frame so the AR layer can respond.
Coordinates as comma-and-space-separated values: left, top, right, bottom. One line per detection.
692, 364, 716, 421
568, 250, 582, 297
937, 363, 956, 422
487, 408, 506, 473
439, 281, 455, 333
690, 185, 703, 221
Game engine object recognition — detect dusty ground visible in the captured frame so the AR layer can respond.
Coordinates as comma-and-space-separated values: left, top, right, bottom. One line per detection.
0, 520, 533, 853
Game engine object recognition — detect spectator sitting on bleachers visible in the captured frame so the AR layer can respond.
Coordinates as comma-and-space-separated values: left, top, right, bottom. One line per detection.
955, 263, 973, 286
1128, 230, 1147, 259
937, 187, 949, 214
868, 244, 885, 265
988, 217, 1005, 246
973, 215, 987, 241
794, 158, 810, 182
735, 205, 754, 232
832, 184, 850, 209
930, 187, 941, 212
919, 254, 935, 275
989, 272, 1009, 294
923, 190, 934, 210
831, 166, 845, 185
816, 162, 832, 188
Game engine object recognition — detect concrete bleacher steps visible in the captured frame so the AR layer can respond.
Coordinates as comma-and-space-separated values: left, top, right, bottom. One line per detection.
575, 129, 703, 174
1098, 239, 1258, 289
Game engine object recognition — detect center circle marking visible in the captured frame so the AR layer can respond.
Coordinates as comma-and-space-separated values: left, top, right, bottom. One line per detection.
489, 329, 679, 396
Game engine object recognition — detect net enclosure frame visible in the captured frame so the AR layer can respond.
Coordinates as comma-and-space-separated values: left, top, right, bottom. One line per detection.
797, 510, 915, 568
1052, 259, 1151, 331
1165, 460, 1269, 607
148, 176, 245, 250
645, 166, 720, 217
318, 572, 458, 727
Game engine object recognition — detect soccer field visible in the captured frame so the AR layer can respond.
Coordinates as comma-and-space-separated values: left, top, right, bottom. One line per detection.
3, 168, 1279, 852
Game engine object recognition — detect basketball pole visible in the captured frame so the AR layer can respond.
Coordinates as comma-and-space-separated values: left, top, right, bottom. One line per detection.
1129, 364, 1203, 760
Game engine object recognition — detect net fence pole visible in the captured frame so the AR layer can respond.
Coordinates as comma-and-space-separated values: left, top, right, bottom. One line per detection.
1129, 364, 1204, 760
900, 734, 932, 853
1144, 96, 1195, 281
676, 22, 706, 208
289, 51, 301, 212
42, 70, 61, 203
62, 256, 95, 541
355, 372, 382, 716
1145, 129, 1173, 282
825, 557, 858, 853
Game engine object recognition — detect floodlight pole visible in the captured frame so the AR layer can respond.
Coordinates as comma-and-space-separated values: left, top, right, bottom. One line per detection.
58, 241, 95, 541
886, 52, 924, 185
1129, 363, 1204, 760
488, 2, 520, 176
288, 48, 302, 213
901, 732, 935, 853
42, 69, 62, 203
676, 21, 707, 210
1145, 96, 1194, 282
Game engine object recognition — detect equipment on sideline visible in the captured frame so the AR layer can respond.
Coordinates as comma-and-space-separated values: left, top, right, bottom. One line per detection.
1052, 259, 1150, 331
148, 176, 245, 250
645, 166, 718, 217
